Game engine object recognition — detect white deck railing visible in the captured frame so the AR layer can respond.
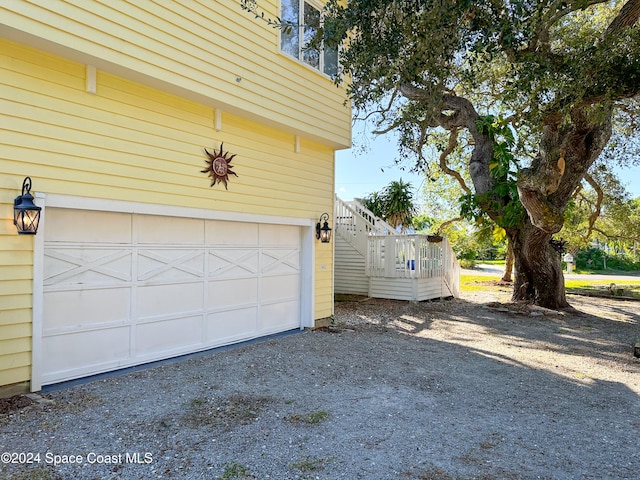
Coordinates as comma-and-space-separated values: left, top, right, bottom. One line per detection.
334, 195, 461, 298
367, 234, 459, 284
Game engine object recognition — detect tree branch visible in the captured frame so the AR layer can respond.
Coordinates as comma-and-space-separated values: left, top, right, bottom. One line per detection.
532, 0, 640, 114
399, 84, 495, 196
356, 89, 399, 123
372, 119, 404, 135
593, 226, 640, 242
519, 0, 608, 55
436, 217, 462, 235
517, 118, 566, 233
603, 0, 640, 39
582, 172, 604, 241
551, 105, 613, 206
438, 129, 472, 194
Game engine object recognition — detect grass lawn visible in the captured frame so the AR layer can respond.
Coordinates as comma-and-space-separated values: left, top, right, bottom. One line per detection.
460, 274, 640, 300
477, 259, 639, 277
479, 259, 507, 265
460, 274, 511, 292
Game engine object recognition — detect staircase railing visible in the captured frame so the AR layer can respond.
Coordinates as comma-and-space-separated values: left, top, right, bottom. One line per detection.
335, 195, 396, 256
344, 198, 397, 235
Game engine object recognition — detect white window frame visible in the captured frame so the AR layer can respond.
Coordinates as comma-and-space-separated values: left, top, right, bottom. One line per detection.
279, 0, 339, 77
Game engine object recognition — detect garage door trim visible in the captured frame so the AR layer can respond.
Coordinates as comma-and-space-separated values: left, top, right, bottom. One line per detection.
30, 193, 316, 391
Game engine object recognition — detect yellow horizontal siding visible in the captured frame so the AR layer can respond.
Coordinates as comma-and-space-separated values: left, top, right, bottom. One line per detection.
0, 323, 31, 342
0, 251, 33, 266
1, 57, 335, 218
73, 0, 348, 134
0, 294, 33, 312
0, 38, 335, 387
0, 336, 31, 392
0, 362, 31, 385
0, 279, 32, 296
0, 0, 351, 148
0, 309, 31, 327
1, 180, 36, 387
0, 221, 19, 237
0, 266, 32, 282
0, 338, 31, 357
315, 236, 334, 319
0, 230, 35, 250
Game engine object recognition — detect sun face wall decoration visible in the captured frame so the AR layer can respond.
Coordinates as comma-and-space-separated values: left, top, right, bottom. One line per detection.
202, 142, 238, 189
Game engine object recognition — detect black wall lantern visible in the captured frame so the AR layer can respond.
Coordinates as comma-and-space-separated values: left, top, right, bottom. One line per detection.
14, 177, 41, 235
316, 213, 332, 243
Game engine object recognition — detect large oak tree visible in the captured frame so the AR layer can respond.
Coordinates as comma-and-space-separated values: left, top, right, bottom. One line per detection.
314, 0, 640, 309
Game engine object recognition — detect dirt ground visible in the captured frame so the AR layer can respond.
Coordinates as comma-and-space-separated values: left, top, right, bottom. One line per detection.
1, 287, 639, 479
335, 287, 640, 397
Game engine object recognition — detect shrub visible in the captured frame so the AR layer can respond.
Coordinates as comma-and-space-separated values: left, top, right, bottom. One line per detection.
459, 258, 477, 269
575, 248, 640, 271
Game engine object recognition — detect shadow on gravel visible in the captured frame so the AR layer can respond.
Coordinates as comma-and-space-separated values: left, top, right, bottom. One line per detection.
327, 296, 640, 478
1, 295, 639, 480
335, 296, 639, 368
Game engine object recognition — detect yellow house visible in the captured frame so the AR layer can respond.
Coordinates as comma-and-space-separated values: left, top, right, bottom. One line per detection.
0, 0, 350, 395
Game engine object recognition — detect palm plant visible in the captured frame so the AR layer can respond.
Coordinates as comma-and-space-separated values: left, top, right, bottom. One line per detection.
383, 179, 416, 232
362, 179, 417, 232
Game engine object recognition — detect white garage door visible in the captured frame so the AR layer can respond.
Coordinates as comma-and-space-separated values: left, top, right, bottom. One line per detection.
41, 208, 302, 385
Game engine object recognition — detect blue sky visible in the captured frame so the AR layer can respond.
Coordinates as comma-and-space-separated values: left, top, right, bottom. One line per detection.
335, 124, 424, 202
335, 122, 640, 203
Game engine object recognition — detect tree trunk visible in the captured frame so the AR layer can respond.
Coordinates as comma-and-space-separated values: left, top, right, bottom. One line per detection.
501, 241, 514, 282
510, 222, 568, 309
511, 107, 612, 309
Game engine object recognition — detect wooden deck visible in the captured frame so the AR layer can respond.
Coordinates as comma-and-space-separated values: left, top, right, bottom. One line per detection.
334, 197, 460, 301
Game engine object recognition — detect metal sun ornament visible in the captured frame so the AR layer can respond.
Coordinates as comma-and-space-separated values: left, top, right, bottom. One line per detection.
202, 142, 238, 189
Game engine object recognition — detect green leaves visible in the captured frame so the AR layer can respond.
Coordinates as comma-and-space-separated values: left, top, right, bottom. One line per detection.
459, 192, 482, 222
362, 179, 417, 231
461, 115, 525, 230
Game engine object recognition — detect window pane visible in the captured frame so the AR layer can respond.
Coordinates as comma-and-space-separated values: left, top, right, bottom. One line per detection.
302, 2, 320, 69
280, 0, 299, 58
323, 45, 338, 77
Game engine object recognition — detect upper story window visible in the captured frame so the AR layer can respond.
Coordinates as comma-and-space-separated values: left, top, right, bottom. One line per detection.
280, 0, 339, 77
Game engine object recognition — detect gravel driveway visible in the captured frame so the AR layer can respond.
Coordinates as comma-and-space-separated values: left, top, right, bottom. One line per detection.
1, 290, 639, 480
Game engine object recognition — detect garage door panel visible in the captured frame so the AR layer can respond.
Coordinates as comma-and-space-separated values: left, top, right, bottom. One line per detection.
45, 209, 131, 243
208, 249, 259, 279
206, 220, 258, 245
260, 274, 300, 302
207, 277, 258, 308
136, 215, 204, 244
42, 209, 303, 386
42, 327, 131, 383
138, 249, 205, 282
44, 248, 132, 286
260, 301, 300, 334
261, 249, 300, 276
259, 224, 300, 246
43, 288, 130, 331
206, 307, 257, 343
135, 315, 202, 358
137, 283, 203, 318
